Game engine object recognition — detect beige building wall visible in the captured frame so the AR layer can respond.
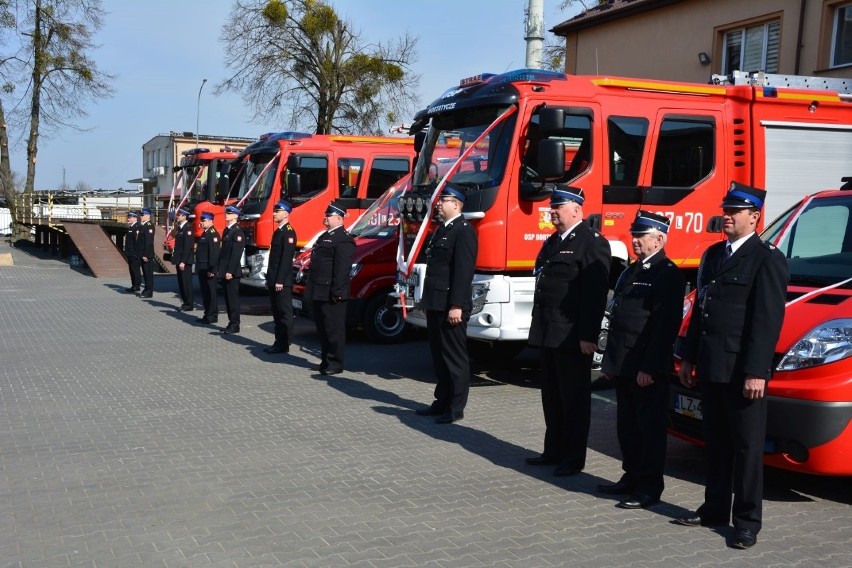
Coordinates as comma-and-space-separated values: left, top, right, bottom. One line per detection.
559, 0, 852, 81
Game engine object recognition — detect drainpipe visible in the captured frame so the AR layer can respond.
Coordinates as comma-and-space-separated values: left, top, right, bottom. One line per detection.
794, 0, 806, 74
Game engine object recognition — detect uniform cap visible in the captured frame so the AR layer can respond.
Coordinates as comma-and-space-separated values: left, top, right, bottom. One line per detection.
127, 211, 138, 218
200, 212, 214, 221
720, 181, 766, 210
273, 200, 293, 213
550, 184, 585, 206
177, 207, 191, 217
224, 205, 241, 215
629, 210, 671, 234
140, 208, 152, 216
325, 203, 346, 217
439, 186, 466, 203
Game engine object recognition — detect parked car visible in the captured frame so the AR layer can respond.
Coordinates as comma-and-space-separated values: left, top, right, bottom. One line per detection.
668, 179, 852, 475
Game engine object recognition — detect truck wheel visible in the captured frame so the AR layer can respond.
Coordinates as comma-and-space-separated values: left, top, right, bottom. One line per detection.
362, 294, 408, 343
466, 339, 526, 366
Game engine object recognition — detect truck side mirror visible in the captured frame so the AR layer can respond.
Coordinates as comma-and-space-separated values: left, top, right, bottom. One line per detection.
706, 215, 724, 233
538, 107, 564, 135
287, 154, 300, 170
537, 139, 566, 181
414, 131, 426, 154
287, 172, 301, 197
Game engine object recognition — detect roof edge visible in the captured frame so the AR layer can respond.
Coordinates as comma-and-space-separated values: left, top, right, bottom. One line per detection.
551, 0, 687, 35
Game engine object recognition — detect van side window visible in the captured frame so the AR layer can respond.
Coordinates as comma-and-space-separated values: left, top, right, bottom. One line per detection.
652, 117, 715, 187
367, 158, 410, 199
607, 116, 649, 187
338, 158, 364, 198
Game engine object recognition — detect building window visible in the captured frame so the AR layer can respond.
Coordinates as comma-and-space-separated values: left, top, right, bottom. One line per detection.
832, 3, 852, 67
723, 20, 780, 74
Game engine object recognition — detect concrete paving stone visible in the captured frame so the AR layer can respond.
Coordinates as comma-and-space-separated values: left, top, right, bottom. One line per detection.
2, 242, 851, 567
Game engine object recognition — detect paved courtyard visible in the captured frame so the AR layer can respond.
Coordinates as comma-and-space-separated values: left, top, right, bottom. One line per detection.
1, 241, 850, 567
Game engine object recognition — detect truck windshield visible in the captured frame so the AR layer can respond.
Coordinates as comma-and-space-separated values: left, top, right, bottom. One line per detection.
763, 194, 852, 286
413, 106, 516, 192
348, 183, 404, 239
237, 153, 279, 203
179, 163, 208, 204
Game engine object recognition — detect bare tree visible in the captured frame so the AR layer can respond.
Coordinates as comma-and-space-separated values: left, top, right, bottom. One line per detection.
217, 0, 420, 135
0, 0, 113, 203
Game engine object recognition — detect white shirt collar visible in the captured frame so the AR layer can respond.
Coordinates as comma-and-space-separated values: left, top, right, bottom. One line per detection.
443, 213, 462, 227
560, 220, 582, 240
727, 232, 755, 254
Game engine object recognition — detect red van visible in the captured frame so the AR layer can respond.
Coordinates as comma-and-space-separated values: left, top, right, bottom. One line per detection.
668, 179, 852, 475
292, 177, 409, 343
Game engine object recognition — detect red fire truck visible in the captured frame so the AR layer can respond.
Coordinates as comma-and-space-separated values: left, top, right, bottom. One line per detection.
232, 133, 416, 288
669, 178, 852, 476
394, 69, 852, 360
165, 146, 242, 251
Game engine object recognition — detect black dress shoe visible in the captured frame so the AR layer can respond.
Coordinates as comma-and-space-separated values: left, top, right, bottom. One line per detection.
415, 407, 444, 416
730, 529, 757, 549
673, 513, 728, 527
180, 304, 193, 312
311, 365, 327, 372
139, 291, 153, 298
435, 411, 463, 424
616, 493, 660, 509
526, 455, 559, 466
553, 464, 582, 477
264, 345, 288, 354
597, 479, 636, 495
222, 325, 240, 334
320, 368, 343, 376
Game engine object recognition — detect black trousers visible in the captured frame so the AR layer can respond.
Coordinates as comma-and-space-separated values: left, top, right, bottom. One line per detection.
615, 373, 669, 498
222, 277, 241, 325
313, 300, 347, 373
426, 309, 470, 415
198, 271, 218, 318
269, 286, 294, 348
698, 380, 767, 534
127, 256, 141, 289
141, 257, 154, 291
539, 346, 592, 470
176, 264, 194, 306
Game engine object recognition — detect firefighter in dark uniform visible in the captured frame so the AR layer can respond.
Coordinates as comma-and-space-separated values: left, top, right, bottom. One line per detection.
218, 205, 245, 334
526, 185, 611, 476
307, 203, 355, 375
414, 186, 478, 424
172, 207, 195, 311
598, 210, 685, 509
675, 182, 788, 550
194, 212, 220, 324
138, 208, 156, 298
124, 211, 142, 293
265, 200, 298, 354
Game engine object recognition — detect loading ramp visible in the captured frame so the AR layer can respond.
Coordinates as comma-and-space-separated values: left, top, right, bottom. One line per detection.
63, 222, 129, 279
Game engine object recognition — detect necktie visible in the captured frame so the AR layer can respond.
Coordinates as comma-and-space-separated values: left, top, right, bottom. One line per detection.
723, 243, 733, 262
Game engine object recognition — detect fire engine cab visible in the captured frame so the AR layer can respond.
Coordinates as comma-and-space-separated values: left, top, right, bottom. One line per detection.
231, 132, 415, 288
165, 146, 241, 251
670, 178, 852, 476
394, 69, 852, 359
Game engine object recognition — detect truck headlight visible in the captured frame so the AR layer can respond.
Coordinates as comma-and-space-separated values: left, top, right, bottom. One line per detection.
776, 319, 852, 371
470, 282, 490, 315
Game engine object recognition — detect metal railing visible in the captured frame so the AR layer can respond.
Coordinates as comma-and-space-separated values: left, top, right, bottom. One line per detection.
13, 192, 146, 226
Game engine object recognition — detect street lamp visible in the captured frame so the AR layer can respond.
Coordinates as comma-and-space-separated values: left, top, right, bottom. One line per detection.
196, 78, 208, 148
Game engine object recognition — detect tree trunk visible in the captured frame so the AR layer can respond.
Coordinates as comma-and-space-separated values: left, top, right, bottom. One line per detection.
24, 0, 45, 195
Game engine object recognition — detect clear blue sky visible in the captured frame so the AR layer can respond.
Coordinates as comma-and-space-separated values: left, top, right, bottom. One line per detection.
9, 0, 579, 191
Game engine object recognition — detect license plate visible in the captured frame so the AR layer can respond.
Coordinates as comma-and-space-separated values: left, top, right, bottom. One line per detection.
674, 393, 703, 420
292, 298, 302, 310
